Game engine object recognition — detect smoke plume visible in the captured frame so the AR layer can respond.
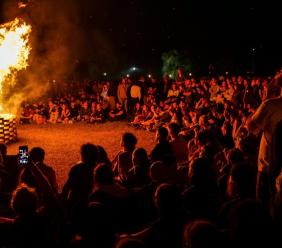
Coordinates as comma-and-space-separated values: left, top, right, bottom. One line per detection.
1, 0, 85, 113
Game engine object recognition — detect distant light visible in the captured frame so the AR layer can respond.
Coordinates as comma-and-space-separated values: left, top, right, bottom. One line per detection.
126, 74, 130, 78
189, 73, 192, 76
132, 67, 137, 71
53, 80, 56, 83
103, 72, 107, 76
252, 48, 256, 52
148, 74, 152, 78
226, 71, 229, 75
169, 74, 173, 78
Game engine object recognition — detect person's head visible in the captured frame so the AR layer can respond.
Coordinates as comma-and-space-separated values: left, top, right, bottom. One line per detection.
82, 201, 115, 247
115, 238, 145, 248
29, 147, 45, 164
132, 148, 149, 168
226, 148, 244, 165
183, 220, 220, 248
197, 130, 210, 147
94, 163, 114, 186
81, 143, 98, 165
150, 161, 169, 183
96, 103, 102, 111
0, 143, 7, 158
228, 199, 271, 247
11, 183, 38, 216
91, 101, 96, 109
199, 142, 217, 161
156, 126, 169, 143
168, 123, 181, 139
238, 135, 258, 157
83, 101, 88, 109
227, 162, 256, 199
135, 102, 141, 110
96, 145, 112, 166
116, 102, 122, 109
188, 158, 215, 188
154, 183, 180, 217
70, 101, 76, 108
121, 132, 137, 152
276, 171, 282, 194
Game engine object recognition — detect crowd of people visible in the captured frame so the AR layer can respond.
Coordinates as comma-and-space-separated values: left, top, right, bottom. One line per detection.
20, 69, 269, 129
0, 70, 281, 247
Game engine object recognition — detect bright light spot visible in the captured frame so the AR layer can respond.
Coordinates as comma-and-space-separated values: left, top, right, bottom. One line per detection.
148, 74, 152, 78
126, 74, 130, 78
169, 74, 172, 78
0, 18, 31, 112
226, 71, 229, 75
132, 67, 137, 71
189, 73, 192, 76
103, 72, 107, 76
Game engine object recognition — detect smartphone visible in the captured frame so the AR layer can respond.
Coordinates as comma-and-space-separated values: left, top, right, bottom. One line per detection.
19, 145, 29, 166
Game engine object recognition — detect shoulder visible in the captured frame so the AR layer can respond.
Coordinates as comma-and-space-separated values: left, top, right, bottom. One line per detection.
43, 164, 55, 173
69, 162, 85, 174
118, 151, 130, 159
266, 96, 282, 106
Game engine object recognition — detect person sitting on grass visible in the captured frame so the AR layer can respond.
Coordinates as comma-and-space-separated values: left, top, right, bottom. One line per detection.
125, 148, 151, 188
109, 102, 126, 121
150, 126, 174, 164
19, 147, 58, 195
89, 163, 129, 232
113, 133, 138, 183
0, 161, 59, 248
91, 103, 105, 123
60, 103, 71, 124
168, 123, 188, 164
61, 143, 98, 221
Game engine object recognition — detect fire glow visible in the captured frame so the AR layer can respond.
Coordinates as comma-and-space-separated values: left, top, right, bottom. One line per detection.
0, 18, 31, 112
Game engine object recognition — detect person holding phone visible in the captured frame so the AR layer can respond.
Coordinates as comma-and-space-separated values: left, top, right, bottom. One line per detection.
19, 146, 29, 166
18, 147, 58, 195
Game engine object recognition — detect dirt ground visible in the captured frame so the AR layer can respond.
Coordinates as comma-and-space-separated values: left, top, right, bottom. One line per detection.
7, 122, 155, 190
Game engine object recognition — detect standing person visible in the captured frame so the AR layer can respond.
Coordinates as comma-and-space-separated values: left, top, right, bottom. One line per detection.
247, 72, 282, 204
127, 80, 142, 116
161, 75, 171, 101
118, 78, 129, 112
108, 81, 117, 111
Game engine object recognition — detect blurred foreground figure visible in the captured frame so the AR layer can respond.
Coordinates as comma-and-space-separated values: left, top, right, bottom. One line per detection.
247, 72, 282, 204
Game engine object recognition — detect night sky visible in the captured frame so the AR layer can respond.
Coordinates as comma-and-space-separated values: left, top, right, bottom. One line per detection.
1, 0, 281, 76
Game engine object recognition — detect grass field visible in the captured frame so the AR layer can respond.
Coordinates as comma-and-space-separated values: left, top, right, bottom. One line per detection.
7, 122, 155, 190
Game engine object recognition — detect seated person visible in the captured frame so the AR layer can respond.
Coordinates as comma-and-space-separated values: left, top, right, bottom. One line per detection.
91, 104, 105, 123
69, 101, 79, 122
60, 103, 71, 123
78, 101, 90, 122
109, 103, 125, 121
18, 147, 58, 195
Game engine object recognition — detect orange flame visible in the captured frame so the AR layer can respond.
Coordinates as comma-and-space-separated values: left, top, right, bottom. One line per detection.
0, 18, 31, 112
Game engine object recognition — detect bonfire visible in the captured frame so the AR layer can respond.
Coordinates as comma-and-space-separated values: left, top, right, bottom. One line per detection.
0, 18, 31, 143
